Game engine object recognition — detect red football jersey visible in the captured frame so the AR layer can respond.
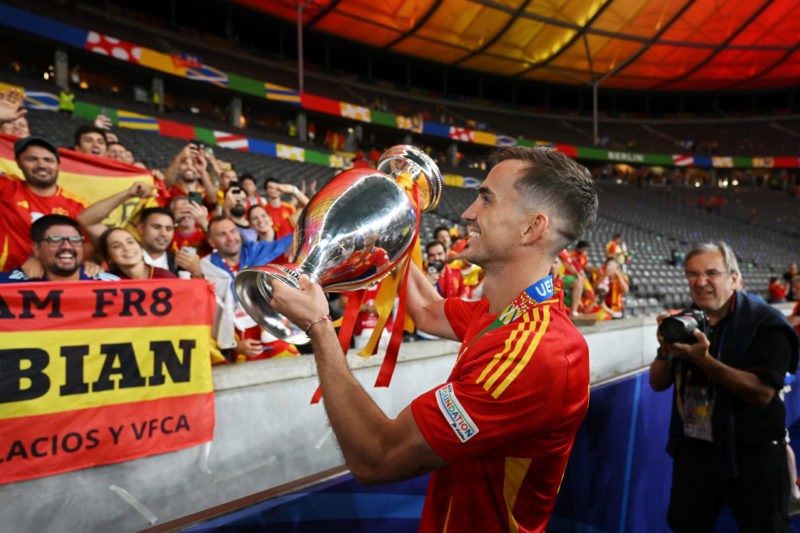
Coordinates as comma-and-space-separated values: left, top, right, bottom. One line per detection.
411, 287, 590, 532
264, 202, 296, 240
0, 174, 88, 271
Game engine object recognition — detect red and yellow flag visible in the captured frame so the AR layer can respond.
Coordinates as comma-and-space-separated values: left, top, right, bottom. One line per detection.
0, 133, 155, 227
0, 279, 216, 484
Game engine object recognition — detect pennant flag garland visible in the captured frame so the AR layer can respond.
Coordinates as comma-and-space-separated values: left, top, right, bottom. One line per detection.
495, 134, 517, 147
449, 127, 473, 142
672, 154, 694, 167
277, 144, 305, 161
340, 103, 371, 122
214, 131, 249, 151
265, 83, 300, 105
85, 32, 142, 63
157, 119, 197, 140
186, 64, 229, 87
117, 110, 159, 132
461, 176, 482, 188
23, 91, 59, 111
170, 52, 203, 69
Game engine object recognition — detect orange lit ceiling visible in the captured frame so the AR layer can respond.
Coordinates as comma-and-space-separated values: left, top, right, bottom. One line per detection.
235, 0, 800, 91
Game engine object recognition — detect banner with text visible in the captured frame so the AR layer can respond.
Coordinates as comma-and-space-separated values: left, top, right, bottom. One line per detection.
0, 279, 216, 484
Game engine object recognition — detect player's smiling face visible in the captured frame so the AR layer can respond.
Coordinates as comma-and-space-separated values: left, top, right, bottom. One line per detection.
460, 159, 528, 268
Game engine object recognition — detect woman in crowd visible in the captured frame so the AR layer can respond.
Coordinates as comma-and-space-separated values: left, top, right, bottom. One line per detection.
247, 204, 276, 242
98, 227, 177, 280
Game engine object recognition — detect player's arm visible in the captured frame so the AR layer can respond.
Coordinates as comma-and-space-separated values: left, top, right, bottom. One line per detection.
405, 262, 457, 340
270, 277, 447, 484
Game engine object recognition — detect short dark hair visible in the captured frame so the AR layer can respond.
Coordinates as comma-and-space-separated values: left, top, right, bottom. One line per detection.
225, 182, 244, 196
489, 146, 598, 251
139, 207, 175, 225
31, 214, 81, 242
207, 215, 233, 234
73, 125, 107, 147
434, 226, 451, 237
239, 173, 257, 186
426, 240, 446, 255
247, 204, 268, 219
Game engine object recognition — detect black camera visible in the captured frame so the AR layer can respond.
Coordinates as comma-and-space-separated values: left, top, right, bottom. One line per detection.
427, 260, 445, 275
658, 309, 710, 344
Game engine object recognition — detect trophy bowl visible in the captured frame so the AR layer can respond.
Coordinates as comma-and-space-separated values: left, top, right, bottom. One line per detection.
234, 145, 442, 344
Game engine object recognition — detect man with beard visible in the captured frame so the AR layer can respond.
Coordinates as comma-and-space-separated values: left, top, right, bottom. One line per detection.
163, 142, 217, 209
199, 216, 292, 360
0, 136, 95, 272
0, 215, 118, 282
268, 147, 598, 531
221, 183, 257, 243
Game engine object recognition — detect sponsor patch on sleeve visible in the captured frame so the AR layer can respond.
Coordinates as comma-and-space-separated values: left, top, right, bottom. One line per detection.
435, 383, 479, 443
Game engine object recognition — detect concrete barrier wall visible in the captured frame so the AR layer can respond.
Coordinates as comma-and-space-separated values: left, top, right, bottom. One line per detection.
0, 314, 736, 532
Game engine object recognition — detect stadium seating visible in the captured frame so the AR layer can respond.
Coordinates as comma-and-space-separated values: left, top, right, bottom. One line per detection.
18, 95, 800, 316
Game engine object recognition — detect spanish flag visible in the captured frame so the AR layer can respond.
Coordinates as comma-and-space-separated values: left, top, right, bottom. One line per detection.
0, 133, 155, 227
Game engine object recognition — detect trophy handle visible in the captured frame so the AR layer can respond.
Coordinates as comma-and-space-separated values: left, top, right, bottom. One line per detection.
234, 264, 311, 345
376, 145, 443, 212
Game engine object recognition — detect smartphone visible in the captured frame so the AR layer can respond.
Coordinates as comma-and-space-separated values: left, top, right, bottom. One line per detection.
188, 191, 203, 205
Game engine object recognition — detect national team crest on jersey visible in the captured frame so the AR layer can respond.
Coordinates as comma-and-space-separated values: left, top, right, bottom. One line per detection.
436, 383, 479, 443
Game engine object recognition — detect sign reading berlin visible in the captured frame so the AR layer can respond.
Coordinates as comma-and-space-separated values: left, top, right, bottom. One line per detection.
0, 279, 216, 484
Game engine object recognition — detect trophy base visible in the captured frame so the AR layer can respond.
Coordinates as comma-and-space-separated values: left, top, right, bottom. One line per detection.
234, 264, 310, 345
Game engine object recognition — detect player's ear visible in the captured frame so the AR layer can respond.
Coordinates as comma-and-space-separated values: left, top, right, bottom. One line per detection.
521, 212, 548, 244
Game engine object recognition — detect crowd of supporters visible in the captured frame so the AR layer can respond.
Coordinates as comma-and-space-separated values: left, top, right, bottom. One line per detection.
4, 81, 799, 363
0, 88, 316, 364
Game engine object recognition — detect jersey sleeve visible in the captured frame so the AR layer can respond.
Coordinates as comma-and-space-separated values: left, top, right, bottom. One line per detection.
443, 296, 480, 340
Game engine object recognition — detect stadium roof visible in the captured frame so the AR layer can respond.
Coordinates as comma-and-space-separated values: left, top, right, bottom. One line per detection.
234, 0, 800, 91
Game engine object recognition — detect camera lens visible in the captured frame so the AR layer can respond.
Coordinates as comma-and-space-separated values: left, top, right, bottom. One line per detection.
659, 316, 698, 344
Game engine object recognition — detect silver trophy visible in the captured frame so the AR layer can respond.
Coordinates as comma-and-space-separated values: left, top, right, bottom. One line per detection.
234, 145, 443, 344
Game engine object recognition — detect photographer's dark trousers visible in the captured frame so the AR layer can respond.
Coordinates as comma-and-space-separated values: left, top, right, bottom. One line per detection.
667, 439, 789, 532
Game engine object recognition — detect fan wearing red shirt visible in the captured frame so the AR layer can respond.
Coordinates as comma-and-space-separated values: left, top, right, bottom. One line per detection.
0, 136, 91, 271
269, 147, 598, 532
264, 177, 309, 239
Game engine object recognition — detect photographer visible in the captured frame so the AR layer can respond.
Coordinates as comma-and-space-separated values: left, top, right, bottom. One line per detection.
425, 240, 467, 298
650, 242, 799, 531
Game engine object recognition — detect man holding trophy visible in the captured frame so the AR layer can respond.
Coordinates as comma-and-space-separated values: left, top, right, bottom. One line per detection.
268, 146, 598, 531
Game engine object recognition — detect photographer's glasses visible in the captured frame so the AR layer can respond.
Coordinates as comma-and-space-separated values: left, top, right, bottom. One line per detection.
685, 269, 727, 280
41, 235, 85, 247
